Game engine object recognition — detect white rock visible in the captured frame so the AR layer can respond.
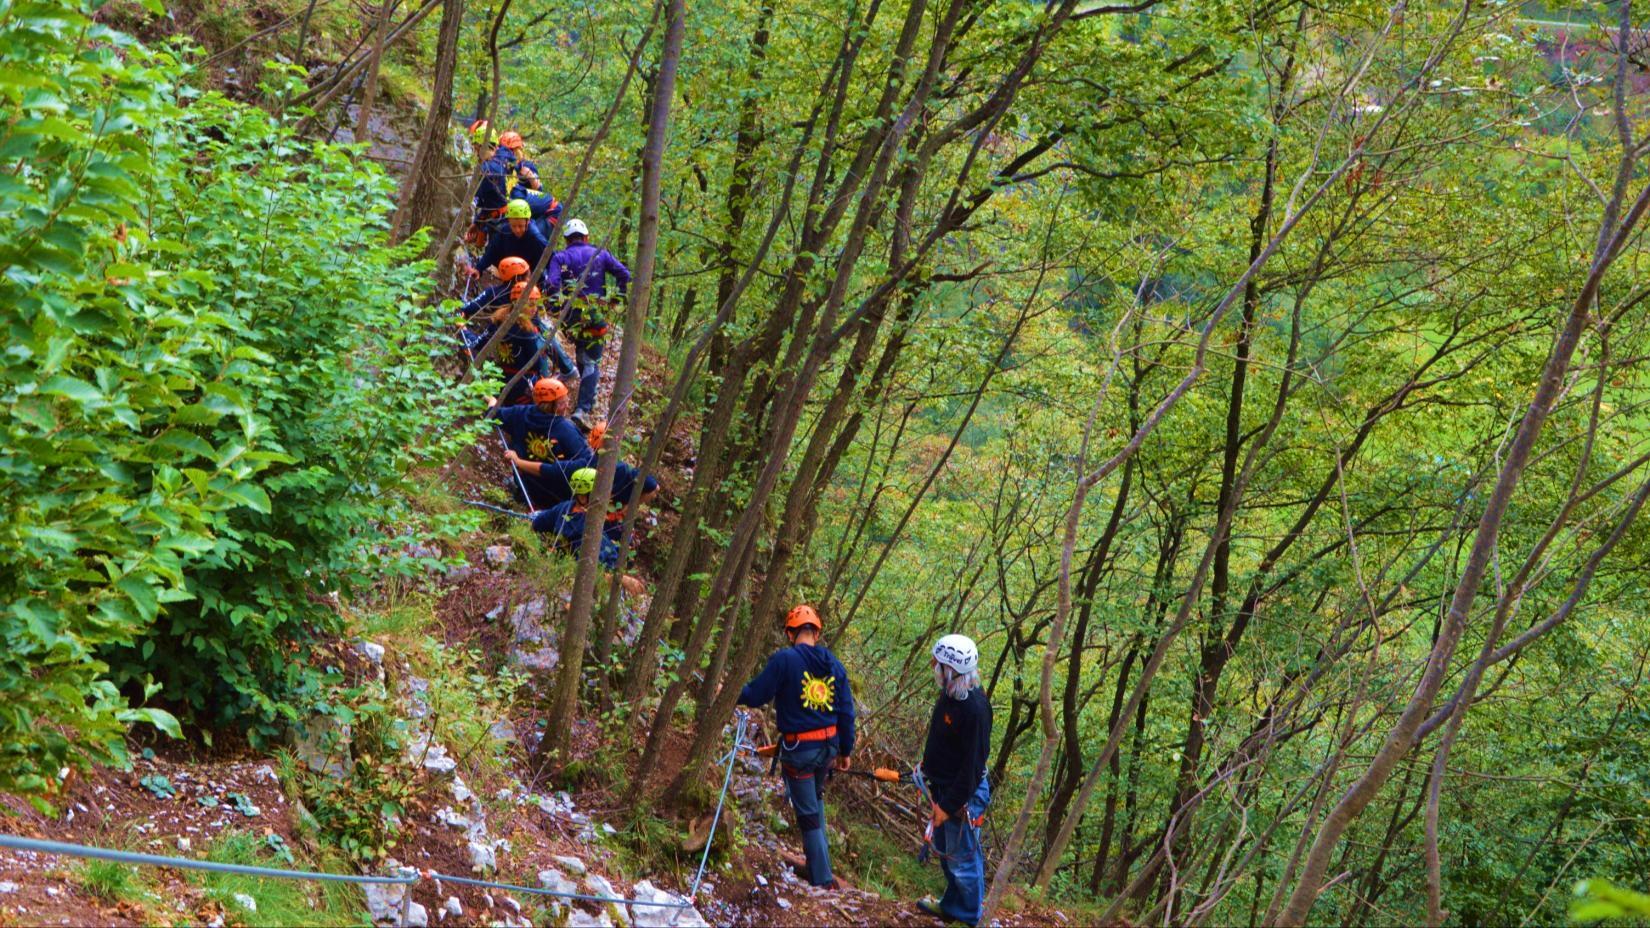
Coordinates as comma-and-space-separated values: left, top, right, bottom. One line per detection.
601, 823, 616, 836
754, 874, 768, 888
567, 912, 612, 928
468, 840, 497, 873
176, 836, 191, 852
233, 893, 257, 912
503, 896, 521, 914
405, 902, 429, 927
0, 883, 16, 894
434, 807, 470, 830
776, 897, 791, 910
484, 545, 515, 568
451, 776, 474, 803
631, 880, 710, 928
357, 641, 386, 665
552, 855, 586, 876
538, 867, 579, 897
443, 897, 463, 918
583, 874, 629, 926
207, 917, 224, 928
362, 883, 406, 924
45, 887, 58, 897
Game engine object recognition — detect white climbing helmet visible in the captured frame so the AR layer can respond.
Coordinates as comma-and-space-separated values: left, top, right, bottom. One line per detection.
931, 634, 979, 675
562, 218, 589, 238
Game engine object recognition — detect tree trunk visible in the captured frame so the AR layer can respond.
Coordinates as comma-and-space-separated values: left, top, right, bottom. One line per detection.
352, 0, 394, 148
392, 0, 463, 243
534, 0, 686, 768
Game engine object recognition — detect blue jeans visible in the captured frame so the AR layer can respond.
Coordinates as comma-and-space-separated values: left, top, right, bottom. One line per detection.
933, 777, 991, 925
780, 740, 837, 886
573, 339, 603, 415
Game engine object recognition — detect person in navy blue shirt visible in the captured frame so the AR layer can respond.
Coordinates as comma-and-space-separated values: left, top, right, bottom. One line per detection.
489, 378, 591, 508
531, 467, 620, 567
545, 219, 631, 426
468, 199, 550, 282
737, 605, 855, 889
916, 634, 992, 927
508, 180, 562, 240
476, 282, 549, 405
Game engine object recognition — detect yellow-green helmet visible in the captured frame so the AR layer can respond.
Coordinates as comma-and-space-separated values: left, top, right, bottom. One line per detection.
569, 468, 597, 495
505, 199, 532, 220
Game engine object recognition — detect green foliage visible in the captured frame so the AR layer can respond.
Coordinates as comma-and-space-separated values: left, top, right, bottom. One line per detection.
1572, 879, 1650, 925
193, 830, 366, 927
76, 858, 145, 903
0, 2, 473, 800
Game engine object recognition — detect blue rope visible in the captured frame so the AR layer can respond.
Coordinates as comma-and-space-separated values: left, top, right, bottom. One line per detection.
0, 834, 415, 885
0, 719, 750, 919
688, 712, 747, 895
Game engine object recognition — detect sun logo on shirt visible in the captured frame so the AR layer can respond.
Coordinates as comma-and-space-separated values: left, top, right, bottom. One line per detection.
497, 342, 516, 365
799, 671, 835, 712
526, 434, 552, 460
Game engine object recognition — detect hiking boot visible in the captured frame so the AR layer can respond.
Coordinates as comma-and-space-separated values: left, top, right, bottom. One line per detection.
572, 410, 595, 432
916, 897, 971, 926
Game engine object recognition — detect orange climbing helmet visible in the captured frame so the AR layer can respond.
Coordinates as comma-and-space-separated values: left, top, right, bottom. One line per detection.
498, 130, 525, 151
498, 256, 531, 281
510, 281, 541, 303
785, 604, 822, 634
532, 377, 568, 404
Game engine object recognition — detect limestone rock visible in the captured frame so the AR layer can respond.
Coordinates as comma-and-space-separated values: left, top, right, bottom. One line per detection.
484, 545, 515, 568
631, 880, 710, 928
468, 839, 497, 873
443, 897, 463, 918
551, 855, 586, 876
583, 874, 629, 926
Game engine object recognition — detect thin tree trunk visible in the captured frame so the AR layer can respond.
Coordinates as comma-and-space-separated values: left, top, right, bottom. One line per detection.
352, 0, 395, 147
534, 0, 686, 768
392, 0, 463, 243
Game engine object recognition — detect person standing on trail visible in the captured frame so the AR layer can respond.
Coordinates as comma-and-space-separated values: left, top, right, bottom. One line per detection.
916, 634, 992, 928
473, 128, 529, 220
545, 219, 630, 430
508, 173, 561, 240
461, 256, 577, 384
479, 281, 550, 406
736, 605, 855, 890
466, 199, 550, 283
488, 377, 591, 507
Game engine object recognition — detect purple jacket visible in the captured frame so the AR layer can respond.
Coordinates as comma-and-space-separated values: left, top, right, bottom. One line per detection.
547, 243, 631, 312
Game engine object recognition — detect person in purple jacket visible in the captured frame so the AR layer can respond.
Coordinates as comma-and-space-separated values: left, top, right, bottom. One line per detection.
545, 219, 631, 428
737, 605, 855, 889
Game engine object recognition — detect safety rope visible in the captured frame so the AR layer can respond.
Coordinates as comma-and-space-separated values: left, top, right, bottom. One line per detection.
0, 718, 748, 926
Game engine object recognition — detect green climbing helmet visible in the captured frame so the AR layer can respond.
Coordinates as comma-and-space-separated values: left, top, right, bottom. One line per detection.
505, 198, 532, 220
569, 467, 597, 495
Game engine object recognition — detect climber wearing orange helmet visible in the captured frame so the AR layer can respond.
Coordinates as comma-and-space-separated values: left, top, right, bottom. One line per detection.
488, 377, 594, 507
473, 127, 535, 218
472, 281, 551, 405
737, 605, 856, 889
459, 256, 578, 389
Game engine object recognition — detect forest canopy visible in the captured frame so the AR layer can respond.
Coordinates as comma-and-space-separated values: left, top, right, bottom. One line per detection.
3, 0, 1649, 925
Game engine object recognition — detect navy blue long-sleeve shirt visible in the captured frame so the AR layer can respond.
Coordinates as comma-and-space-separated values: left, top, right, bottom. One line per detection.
532, 502, 619, 567
490, 405, 591, 463
476, 224, 550, 278
738, 644, 856, 757
921, 687, 991, 818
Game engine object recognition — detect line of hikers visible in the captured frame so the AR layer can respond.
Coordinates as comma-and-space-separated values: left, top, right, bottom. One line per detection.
738, 606, 994, 927
458, 126, 991, 927
459, 124, 652, 570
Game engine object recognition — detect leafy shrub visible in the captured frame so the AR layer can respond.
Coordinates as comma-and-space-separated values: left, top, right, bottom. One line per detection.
0, 1, 475, 800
